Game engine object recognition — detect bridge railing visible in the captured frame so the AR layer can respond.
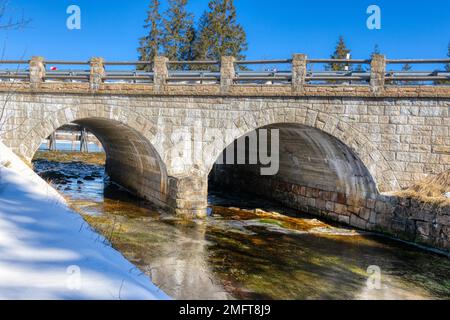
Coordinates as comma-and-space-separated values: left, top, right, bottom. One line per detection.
43, 60, 90, 82
103, 61, 153, 83
166, 60, 220, 84
234, 59, 293, 84
0, 60, 29, 81
385, 59, 450, 85
0, 55, 448, 93
305, 59, 372, 85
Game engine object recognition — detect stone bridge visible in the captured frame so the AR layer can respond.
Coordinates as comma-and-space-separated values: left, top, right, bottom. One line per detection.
0, 55, 449, 250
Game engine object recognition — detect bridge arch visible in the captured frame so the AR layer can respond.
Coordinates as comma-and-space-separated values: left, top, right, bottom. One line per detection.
206, 106, 400, 227
204, 106, 400, 193
4, 97, 403, 219
23, 105, 170, 209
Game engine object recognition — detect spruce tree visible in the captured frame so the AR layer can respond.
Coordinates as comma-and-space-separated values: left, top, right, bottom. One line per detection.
193, 12, 211, 60
402, 63, 412, 72
371, 44, 381, 57
400, 63, 412, 85
162, 0, 195, 67
327, 36, 351, 71
194, 0, 247, 61
138, 0, 162, 71
182, 25, 197, 62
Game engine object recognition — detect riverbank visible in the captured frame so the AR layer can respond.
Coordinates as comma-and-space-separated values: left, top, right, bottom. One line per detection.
34, 151, 106, 166
0, 143, 169, 299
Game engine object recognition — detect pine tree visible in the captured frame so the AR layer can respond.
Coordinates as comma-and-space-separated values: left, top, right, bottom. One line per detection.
193, 12, 211, 60
400, 63, 412, 85
162, 0, 195, 67
327, 36, 351, 71
181, 25, 197, 62
371, 44, 381, 57
194, 0, 247, 61
402, 63, 412, 72
138, 0, 162, 71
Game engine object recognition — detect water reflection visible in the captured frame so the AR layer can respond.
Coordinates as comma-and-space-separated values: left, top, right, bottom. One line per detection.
33, 158, 450, 300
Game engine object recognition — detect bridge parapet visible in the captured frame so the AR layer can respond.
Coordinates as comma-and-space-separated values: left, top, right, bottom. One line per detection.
0, 55, 448, 97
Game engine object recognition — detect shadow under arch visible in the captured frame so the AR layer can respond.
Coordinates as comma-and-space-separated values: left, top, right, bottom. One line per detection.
208, 123, 378, 222
36, 117, 169, 209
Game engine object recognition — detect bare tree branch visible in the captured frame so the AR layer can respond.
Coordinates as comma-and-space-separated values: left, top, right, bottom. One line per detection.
0, 0, 31, 30
0, 0, 30, 134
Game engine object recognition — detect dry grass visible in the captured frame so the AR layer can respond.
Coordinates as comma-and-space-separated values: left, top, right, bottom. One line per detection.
394, 170, 450, 205
34, 151, 106, 165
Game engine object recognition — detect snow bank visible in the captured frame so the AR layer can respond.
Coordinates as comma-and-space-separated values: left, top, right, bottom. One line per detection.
0, 142, 170, 300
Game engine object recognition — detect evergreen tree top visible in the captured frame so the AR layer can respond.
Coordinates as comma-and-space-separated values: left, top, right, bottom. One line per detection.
330, 36, 351, 60
138, 0, 163, 69
162, 0, 194, 63
327, 36, 351, 72
195, 0, 247, 61
372, 44, 381, 57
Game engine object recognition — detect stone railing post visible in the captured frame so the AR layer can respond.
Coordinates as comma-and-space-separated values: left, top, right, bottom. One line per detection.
153, 56, 169, 93
220, 56, 236, 94
292, 53, 307, 93
89, 57, 105, 91
29, 56, 45, 89
370, 54, 386, 95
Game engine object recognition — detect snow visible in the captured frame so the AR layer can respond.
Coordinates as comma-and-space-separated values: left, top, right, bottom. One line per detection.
0, 142, 170, 300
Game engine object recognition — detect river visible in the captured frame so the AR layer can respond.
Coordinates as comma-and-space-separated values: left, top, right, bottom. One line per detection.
33, 153, 450, 300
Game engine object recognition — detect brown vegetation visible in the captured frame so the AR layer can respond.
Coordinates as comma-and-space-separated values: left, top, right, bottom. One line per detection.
394, 170, 450, 205
33, 151, 106, 166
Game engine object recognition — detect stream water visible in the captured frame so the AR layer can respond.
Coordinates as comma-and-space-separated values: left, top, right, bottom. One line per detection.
33, 155, 450, 300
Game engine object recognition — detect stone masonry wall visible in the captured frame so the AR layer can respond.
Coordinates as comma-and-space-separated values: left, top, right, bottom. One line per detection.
0, 86, 449, 232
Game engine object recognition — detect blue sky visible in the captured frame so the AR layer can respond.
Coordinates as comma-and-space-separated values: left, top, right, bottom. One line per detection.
1, 0, 449, 62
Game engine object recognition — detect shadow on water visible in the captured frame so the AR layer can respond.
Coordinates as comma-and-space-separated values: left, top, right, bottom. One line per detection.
32, 157, 450, 300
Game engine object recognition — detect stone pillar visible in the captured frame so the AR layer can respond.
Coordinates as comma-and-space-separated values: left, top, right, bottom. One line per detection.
79, 127, 89, 152
370, 54, 386, 95
220, 56, 236, 94
48, 132, 56, 151
89, 57, 105, 91
168, 173, 208, 218
153, 56, 169, 93
292, 54, 307, 93
29, 56, 45, 89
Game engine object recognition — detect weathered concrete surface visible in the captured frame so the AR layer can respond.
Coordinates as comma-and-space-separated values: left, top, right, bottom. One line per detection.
0, 83, 449, 250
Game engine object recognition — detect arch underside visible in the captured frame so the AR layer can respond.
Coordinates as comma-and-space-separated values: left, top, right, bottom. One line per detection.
209, 123, 378, 219
71, 118, 169, 208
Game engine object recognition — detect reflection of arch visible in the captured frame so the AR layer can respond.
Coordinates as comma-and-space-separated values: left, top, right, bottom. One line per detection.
207, 107, 399, 193
25, 107, 169, 208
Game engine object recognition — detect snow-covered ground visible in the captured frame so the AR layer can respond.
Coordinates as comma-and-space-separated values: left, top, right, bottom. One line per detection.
0, 142, 170, 300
